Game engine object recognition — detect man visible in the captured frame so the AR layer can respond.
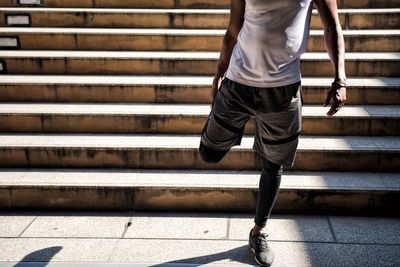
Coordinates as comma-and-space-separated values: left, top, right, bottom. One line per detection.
199, 0, 346, 266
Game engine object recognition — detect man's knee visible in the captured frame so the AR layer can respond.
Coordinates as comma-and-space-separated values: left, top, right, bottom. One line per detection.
199, 141, 228, 164
261, 157, 283, 176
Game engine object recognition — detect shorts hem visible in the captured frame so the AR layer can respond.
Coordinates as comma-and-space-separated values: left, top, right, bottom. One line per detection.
253, 144, 296, 168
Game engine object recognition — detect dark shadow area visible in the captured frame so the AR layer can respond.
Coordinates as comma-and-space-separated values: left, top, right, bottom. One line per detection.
13, 246, 62, 267
149, 245, 257, 267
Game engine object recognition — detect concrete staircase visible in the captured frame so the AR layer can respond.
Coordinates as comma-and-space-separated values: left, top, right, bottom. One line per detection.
0, 0, 399, 215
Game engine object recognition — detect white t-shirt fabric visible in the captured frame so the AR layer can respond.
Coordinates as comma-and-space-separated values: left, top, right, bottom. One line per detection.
226, 0, 314, 88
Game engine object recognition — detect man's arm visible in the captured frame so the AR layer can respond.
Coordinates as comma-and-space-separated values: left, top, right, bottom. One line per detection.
210, 0, 245, 108
315, 0, 347, 116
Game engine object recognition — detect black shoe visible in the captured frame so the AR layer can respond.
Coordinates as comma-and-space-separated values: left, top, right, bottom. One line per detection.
248, 229, 274, 266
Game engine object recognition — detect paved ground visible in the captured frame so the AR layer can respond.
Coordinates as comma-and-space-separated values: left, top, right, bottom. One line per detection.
0, 212, 399, 266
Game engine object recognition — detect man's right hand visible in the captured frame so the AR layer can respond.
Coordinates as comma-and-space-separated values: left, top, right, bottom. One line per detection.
210, 76, 223, 109
324, 80, 347, 116
315, 0, 347, 116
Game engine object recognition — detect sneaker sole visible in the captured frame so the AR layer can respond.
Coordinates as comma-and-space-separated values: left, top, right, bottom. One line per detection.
248, 245, 272, 267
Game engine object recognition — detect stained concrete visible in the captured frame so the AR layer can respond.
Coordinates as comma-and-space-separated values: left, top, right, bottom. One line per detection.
109, 239, 400, 266
329, 216, 400, 245
0, 7, 398, 30
21, 211, 131, 238
0, 263, 258, 267
1, 103, 399, 117
0, 75, 398, 87
124, 212, 228, 239
0, 212, 399, 266
1, 169, 399, 190
109, 239, 254, 264
0, 238, 117, 262
0, 212, 36, 237
0, 133, 398, 151
228, 214, 335, 242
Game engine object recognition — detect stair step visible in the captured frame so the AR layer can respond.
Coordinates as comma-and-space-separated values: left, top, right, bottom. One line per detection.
0, 103, 398, 136
1, 28, 398, 52
2, 0, 398, 8
0, 51, 398, 76
1, 8, 398, 29
0, 134, 398, 171
0, 168, 398, 214
1, 76, 399, 105
340, 8, 400, 29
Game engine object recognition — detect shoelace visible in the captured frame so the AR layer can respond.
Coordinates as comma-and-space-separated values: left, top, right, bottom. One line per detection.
254, 232, 269, 250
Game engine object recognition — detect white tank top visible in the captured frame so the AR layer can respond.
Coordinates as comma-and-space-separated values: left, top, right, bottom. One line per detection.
226, 0, 313, 87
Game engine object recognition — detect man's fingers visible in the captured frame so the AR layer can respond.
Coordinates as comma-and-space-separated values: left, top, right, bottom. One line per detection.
323, 93, 332, 107
327, 104, 338, 117
327, 99, 345, 116
326, 81, 347, 116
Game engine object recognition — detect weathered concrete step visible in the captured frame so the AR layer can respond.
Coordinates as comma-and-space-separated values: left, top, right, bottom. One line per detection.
0, 264, 261, 267
0, 264, 263, 267
0, 134, 398, 172
1, 214, 400, 266
1, 28, 398, 52
1, 0, 398, 8
0, 168, 398, 214
1, 76, 399, 105
1, 8, 399, 30
0, 51, 399, 77
0, 103, 398, 136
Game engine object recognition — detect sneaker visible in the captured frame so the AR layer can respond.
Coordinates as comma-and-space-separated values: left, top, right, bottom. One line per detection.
248, 229, 274, 266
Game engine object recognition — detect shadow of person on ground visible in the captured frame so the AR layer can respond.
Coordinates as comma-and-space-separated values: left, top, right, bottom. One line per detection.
13, 246, 62, 267
149, 245, 257, 267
